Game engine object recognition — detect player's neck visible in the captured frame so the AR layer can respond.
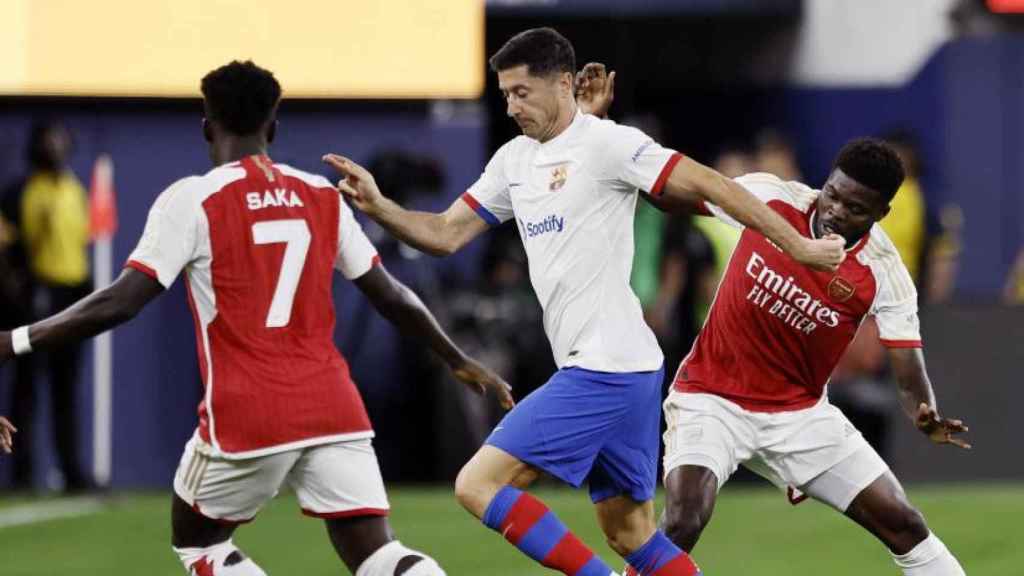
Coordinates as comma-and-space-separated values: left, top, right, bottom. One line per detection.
212, 137, 269, 166
538, 101, 578, 143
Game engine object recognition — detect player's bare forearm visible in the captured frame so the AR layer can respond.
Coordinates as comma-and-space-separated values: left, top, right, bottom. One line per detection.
666, 159, 802, 254
354, 265, 465, 367
0, 269, 163, 360
365, 198, 462, 257
324, 153, 485, 256
662, 158, 844, 270
889, 347, 938, 421
890, 346, 971, 448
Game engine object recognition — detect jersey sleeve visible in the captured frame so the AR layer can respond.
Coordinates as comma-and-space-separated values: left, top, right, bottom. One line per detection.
870, 257, 922, 348
125, 177, 200, 288
597, 122, 683, 196
461, 142, 514, 226
335, 198, 380, 280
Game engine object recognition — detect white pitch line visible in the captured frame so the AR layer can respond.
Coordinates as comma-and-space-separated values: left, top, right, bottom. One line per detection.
0, 497, 106, 529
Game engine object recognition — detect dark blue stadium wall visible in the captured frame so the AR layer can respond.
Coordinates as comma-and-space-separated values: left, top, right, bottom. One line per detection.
776, 37, 1024, 298
0, 102, 486, 488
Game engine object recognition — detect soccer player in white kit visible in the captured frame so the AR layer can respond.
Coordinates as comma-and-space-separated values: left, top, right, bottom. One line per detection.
654, 140, 970, 576
324, 28, 845, 576
0, 61, 513, 576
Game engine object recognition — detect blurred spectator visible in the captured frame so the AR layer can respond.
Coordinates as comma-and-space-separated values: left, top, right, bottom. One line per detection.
879, 130, 927, 283
440, 227, 550, 477
645, 216, 715, 372
923, 204, 963, 304
753, 128, 803, 181
691, 147, 749, 323
2, 120, 93, 492
1004, 246, 1024, 304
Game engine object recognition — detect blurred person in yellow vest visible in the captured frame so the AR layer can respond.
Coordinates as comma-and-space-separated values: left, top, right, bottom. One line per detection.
880, 130, 926, 284
1005, 247, 1024, 304
2, 120, 95, 492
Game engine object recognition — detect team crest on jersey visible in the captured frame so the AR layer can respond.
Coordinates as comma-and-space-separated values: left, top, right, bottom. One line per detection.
827, 276, 856, 303
549, 165, 568, 191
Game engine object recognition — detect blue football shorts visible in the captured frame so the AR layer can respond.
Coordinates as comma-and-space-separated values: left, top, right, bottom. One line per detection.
486, 364, 664, 503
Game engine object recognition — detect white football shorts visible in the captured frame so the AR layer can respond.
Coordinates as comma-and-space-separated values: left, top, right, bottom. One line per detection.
662, 390, 888, 511
173, 432, 390, 523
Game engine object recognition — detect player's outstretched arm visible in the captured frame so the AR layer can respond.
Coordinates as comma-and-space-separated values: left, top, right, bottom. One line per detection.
889, 347, 971, 449
661, 158, 846, 272
354, 264, 515, 409
0, 268, 163, 367
323, 154, 488, 257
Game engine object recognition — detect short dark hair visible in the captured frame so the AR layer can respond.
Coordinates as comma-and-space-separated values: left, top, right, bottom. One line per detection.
201, 60, 281, 136
489, 27, 576, 77
833, 138, 905, 202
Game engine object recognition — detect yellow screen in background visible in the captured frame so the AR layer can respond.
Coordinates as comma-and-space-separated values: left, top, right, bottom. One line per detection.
0, 0, 484, 98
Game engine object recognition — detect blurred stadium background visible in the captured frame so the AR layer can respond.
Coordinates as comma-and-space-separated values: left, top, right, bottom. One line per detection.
1, 0, 1022, 573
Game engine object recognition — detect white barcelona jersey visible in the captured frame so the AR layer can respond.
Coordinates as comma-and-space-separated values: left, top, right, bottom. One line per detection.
462, 112, 682, 372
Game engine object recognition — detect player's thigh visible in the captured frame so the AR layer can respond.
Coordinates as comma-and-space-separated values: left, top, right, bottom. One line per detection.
485, 368, 630, 490
799, 442, 889, 512
758, 401, 878, 502
588, 367, 663, 504
662, 391, 753, 491
172, 434, 297, 543
287, 438, 390, 520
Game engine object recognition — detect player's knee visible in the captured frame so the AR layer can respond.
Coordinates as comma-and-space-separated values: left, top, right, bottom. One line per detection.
454, 462, 491, 516
891, 504, 929, 544
173, 540, 267, 575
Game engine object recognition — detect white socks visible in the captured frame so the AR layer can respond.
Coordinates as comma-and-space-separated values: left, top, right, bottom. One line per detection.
173, 539, 268, 575
892, 533, 966, 576
355, 540, 446, 576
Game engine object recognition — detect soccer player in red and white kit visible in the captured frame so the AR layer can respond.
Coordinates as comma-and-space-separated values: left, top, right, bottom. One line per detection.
0, 61, 513, 576
652, 139, 970, 576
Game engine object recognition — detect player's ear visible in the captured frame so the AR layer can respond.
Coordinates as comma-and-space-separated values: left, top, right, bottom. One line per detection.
201, 119, 213, 143
267, 120, 277, 145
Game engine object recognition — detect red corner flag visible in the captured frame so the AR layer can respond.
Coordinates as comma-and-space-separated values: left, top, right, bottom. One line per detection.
89, 154, 118, 240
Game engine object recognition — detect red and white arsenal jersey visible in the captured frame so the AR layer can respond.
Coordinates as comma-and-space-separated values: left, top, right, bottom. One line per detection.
675, 173, 921, 412
127, 155, 379, 458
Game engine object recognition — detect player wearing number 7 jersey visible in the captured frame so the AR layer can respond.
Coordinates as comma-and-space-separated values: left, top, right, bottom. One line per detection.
0, 61, 510, 576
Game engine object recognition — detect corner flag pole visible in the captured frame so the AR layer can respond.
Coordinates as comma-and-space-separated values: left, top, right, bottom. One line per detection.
89, 155, 117, 487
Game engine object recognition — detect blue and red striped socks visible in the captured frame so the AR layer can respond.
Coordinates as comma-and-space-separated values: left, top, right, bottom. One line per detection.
483, 485, 613, 576
624, 531, 701, 576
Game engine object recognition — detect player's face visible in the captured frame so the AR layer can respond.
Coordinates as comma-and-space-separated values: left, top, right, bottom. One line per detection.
497, 65, 572, 142
816, 168, 890, 245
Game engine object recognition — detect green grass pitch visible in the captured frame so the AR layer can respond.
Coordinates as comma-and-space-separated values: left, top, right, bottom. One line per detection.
0, 484, 1020, 575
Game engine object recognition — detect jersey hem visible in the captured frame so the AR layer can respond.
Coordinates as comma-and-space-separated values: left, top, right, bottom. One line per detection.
672, 381, 821, 413
208, 430, 375, 460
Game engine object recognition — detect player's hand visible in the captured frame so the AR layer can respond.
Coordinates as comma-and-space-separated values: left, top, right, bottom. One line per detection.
0, 416, 16, 454
794, 234, 846, 272
915, 403, 971, 449
575, 62, 616, 119
322, 154, 386, 216
451, 356, 515, 410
